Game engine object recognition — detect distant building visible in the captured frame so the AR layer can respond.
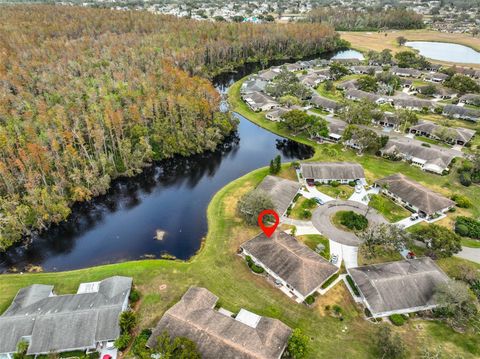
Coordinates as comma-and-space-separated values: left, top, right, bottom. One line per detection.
310, 94, 343, 113
240, 231, 338, 302
443, 104, 480, 121
423, 72, 449, 83
391, 67, 422, 78
409, 120, 475, 146
348, 258, 449, 318
242, 91, 278, 112
459, 94, 480, 106
0, 276, 132, 358
374, 173, 455, 218
300, 162, 365, 184
391, 97, 434, 111
345, 89, 388, 104
147, 287, 292, 359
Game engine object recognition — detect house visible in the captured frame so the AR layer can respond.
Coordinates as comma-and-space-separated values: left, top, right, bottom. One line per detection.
345, 89, 388, 104
443, 104, 480, 121
147, 287, 292, 359
348, 258, 449, 318
415, 85, 457, 99
374, 173, 455, 218
257, 68, 280, 81
400, 78, 413, 89
336, 79, 358, 91
242, 91, 278, 112
351, 65, 383, 75
265, 107, 290, 122
459, 94, 480, 106
373, 112, 401, 130
325, 118, 347, 142
240, 231, 338, 302
256, 175, 302, 216
332, 58, 362, 66
409, 121, 475, 146
391, 97, 434, 111
0, 276, 132, 358
381, 138, 455, 174
300, 162, 365, 184
423, 72, 449, 83
310, 94, 343, 113
241, 77, 268, 95
391, 67, 423, 78
298, 73, 324, 88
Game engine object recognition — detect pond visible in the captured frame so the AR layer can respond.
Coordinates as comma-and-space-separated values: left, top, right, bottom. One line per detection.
405, 41, 480, 64
331, 49, 364, 60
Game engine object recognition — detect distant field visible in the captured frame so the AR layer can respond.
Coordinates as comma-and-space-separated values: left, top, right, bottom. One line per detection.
340, 30, 480, 69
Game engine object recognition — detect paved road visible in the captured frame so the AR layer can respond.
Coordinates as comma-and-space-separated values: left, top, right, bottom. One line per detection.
311, 200, 388, 246
456, 247, 480, 264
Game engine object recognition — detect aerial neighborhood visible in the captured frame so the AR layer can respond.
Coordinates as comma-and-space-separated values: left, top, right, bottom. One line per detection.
1, 1, 480, 358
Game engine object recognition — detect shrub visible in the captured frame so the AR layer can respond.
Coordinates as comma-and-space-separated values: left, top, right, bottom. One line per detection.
321, 273, 339, 289
303, 198, 317, 209
348, 181, 356, 187
286, 328, 309, 359
129, 288, 141, 303
451, 194, 472, 208
119, 310, 137, 334
389, 314, 406, 326
304, 295, 315, 305
131, 329, 152, 358
455, 216, 480, 239
421, 142, 431, 147
459, 171, 472, 187
301, 209, 312, 219
339, 211, 368, 231
330, 180, 340, 187
245, 256, 265, 274
346, 275, 360, 296
114, 333, 131, 350
333, 304, 342, 315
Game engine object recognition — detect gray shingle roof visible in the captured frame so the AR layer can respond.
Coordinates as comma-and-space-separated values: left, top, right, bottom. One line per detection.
147, 287, 291, 359
375, 173, 455, 215
349, 258, 449, 316
310, 94, 342, 111
0, 276, 132, 355
241, 231, 338, 297
300, 162, 365, 181
256, 175, 301, 216
410, 121, 475, 144
443, 104, 480, 120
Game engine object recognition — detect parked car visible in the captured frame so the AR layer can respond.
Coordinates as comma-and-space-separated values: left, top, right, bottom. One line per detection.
355, 184, 362, 193
410, 214, 419, 221
306, 179, 315, 186
313, 197, 325, 205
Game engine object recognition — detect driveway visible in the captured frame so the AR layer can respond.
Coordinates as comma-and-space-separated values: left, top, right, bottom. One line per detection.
311, 200, 388, 246
302, 186, 335, 203
456, 247, 480, 264
348, 185, 369, 205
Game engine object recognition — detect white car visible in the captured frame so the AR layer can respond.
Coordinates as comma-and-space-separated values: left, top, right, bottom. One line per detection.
354, 185, 362, 193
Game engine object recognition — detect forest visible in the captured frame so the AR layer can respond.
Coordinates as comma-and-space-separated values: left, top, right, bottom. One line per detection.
0, 5, 342, 251
306, 7, 424, 31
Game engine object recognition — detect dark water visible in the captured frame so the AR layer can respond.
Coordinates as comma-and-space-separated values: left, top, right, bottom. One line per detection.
0, 60, 315, 271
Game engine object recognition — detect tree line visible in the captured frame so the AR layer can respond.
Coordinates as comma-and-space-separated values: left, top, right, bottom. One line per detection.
0, 5, 342, 250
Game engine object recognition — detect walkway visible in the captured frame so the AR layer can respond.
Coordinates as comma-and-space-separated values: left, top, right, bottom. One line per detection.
456, 247, 480, 264
311, 200, 388, 246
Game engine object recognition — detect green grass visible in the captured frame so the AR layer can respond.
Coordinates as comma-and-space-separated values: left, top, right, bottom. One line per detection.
415, 135, 451, 148
289, 196, 316, 220
368, 194, 410, 223
316, 83, 344, 101
461, 238, 480, 248
297, 234, 330, 259
316, 184, 354, 200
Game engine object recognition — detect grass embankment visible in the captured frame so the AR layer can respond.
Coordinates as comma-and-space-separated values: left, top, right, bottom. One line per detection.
340, 30, 480, 69
368, 194, 411, 223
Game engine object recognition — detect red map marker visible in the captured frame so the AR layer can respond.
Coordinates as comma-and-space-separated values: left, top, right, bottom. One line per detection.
258, 209, 280, 238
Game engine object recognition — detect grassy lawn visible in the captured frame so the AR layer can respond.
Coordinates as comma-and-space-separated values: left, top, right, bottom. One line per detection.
340, 30, 480, 69
461, 238, 480, 248
358, 249, 403, 266
289, 195, 317, 220
368, 194, 411, 223
297, 234, 330, 259
415, 135, 452, 148
331, 211, 368, 232
316, 184, 354, 200
316, 82, 344, 101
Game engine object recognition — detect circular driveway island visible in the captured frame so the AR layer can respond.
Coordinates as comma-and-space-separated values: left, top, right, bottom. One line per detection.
312, 200, 388, 247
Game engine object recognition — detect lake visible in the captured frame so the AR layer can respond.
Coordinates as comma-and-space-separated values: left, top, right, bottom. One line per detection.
331, 49, 364, 60
405, 41, 480, 64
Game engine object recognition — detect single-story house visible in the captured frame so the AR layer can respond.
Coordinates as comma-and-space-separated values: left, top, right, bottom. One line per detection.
351, 65, 383, 75
300, 162, 365, 184
265, 107, 290, 122
298, 73, 325, 88
332, 58, 362, 66
373, 112, 401, 130
391, 67, 422, 78
443, 104, 480, 121
415, 85, 457, 99
146, 287, 292, 359
256, 175, 302, 216
345, 89, 388, 104
336, 79, 358, 91
240, 231, 338, 302
257, 68, 281, 81
423, 72, 449, 83
391, 97, 434, 111
0, 276, 132, 358
241, 77, 268, 95
459, 94, 480, 106
381, 138, 455, 174
409, 121, 475, 146
242, 91, 278, 112
310, 94, 343, 113
325, 118, 347, 142
400, 78, 413, 89
374, 173, 455, 218
348, 257, 449, 318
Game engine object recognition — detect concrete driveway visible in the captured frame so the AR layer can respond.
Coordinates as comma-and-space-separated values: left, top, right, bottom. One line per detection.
456, 247, 480, 264
311, 200, 388, 247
